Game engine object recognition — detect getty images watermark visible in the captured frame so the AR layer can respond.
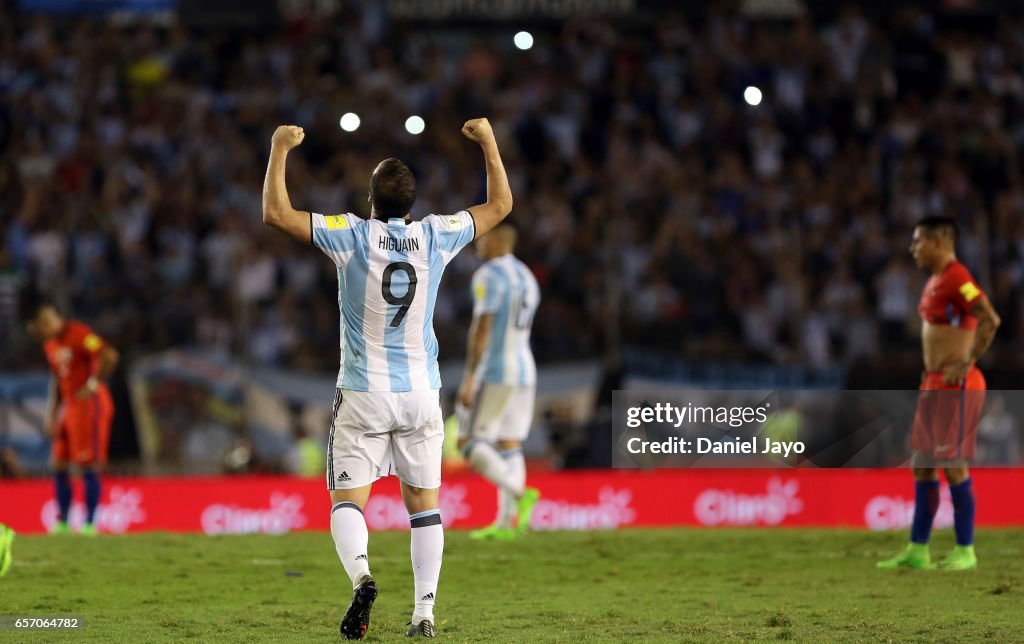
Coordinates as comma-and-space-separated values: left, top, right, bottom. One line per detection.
624, 402, 804, 458
611, 389, 1023, 469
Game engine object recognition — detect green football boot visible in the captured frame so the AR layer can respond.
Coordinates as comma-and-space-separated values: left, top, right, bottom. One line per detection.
469, 525, 517, 541
51, 520, 71, 536
876, 542, 932, 570
936, 545, 977, 571
0, 524, 14, 577
79, 523, 98, 537
468, 524, 512, 540
515, 488, 540, 535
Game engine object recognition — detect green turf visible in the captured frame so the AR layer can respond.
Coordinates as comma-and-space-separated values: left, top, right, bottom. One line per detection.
2, 528, 1021, 642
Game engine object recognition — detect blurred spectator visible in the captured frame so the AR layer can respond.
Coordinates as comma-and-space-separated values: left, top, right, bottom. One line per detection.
222, 437, 256, 475
283, 403, 326, 478
543, 401, 590, 469
978, 395, 1021, 465
181, 413, 235, 474
2, 5, 1023, 376
0, 446, 27, 479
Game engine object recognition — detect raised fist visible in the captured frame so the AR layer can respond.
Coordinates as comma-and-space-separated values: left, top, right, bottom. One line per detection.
461, 118, 494, 144
272, 125, 305, 150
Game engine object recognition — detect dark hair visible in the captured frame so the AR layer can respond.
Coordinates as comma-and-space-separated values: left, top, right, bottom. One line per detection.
370, 158, 416, 218
915, 215, 958, 242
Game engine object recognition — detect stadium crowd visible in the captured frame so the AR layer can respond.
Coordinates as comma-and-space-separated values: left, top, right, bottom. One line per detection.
3, 4, 1024, 374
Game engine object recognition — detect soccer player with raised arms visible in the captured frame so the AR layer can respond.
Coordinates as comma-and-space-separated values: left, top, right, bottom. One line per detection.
22, 298, 120, 536
877, 216, 1001, 571
262, 118, 512, 639
456, 224, 541, 539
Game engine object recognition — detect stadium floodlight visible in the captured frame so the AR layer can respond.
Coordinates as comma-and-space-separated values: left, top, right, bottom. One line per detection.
744, 86, 763, 106
339, 112, 361, 132
514, 31, 534, 51
405, 115, 426, 135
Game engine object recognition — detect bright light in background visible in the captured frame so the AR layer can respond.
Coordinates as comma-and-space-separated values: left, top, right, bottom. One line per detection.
744, 86, 763, 106
339, 112, 360, 132
514, 31, 534, 50
405, 115, 425, 135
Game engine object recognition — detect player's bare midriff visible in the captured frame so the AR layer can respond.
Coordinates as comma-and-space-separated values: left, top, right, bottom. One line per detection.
921, 320, 974, 373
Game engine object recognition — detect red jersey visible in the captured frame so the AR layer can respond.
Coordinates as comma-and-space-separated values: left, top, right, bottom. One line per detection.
43, 320, 108, 399
917, 260, 984, 331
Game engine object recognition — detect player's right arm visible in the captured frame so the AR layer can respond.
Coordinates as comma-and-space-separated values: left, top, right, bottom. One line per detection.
457, 270, 501, 408
262, 125, 313, 244
463, 118, 513, 239
458, 314, 495, 408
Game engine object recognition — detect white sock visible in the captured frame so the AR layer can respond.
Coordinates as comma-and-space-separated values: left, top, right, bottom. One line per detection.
410, 509, 443, 622
506, 447, 526, 517
498, 448, 525, 527
504, 448, 526, 491
495, 483, 511, 528
465, 440, 524, 498
331, 502, 371, 589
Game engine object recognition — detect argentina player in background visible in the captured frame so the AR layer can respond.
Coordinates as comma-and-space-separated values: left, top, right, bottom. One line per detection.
456, 224, 541, 540
262, 118, 512, 639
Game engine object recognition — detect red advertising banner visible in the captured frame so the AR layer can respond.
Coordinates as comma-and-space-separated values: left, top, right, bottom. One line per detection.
2, 469, 1022, 535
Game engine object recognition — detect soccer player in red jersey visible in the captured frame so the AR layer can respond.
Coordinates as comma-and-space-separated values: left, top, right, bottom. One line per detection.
878, 217, 1001, 571
23, 299, 120, 536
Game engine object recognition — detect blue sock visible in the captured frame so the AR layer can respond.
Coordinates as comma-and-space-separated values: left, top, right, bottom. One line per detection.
83, 471, 102, 526
949, 478, 975, 546
910, 480, 940, 544
55, 471, 72, 522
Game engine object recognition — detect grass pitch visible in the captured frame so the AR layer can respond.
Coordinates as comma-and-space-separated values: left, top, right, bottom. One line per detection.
3, 528, 1022, 642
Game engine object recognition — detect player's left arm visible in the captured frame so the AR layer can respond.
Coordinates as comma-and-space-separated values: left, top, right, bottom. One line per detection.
966, 295, 1001, 362
462, 118, 513, 239
458, 314, 495, 408
262, 125, 313, 244
945, 294, 1001, 385
96, 344, 120, 381
76, 332, 120, 400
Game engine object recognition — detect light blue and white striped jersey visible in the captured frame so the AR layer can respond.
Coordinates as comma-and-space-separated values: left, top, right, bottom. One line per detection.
312, 210, 476, 392
471, 254, 540, 386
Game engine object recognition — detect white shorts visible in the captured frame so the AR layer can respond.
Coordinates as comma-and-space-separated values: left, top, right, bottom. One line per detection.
458, 383, 535, 443
327, 389, 444, 490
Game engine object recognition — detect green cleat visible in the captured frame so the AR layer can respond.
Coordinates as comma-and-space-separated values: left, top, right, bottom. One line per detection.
473, 524, 516, 540
0, 524, 14, 577
876, 542, 932, 570
51, 521, 71, 536
493, 528, 518, 541
79, 524, 98, 537
936, 545, 977, 571
516, 488, 540, 535
469, 525, 517, 541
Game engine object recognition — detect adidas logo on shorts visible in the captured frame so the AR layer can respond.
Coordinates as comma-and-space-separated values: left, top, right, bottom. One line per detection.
337, 471, 351, 483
